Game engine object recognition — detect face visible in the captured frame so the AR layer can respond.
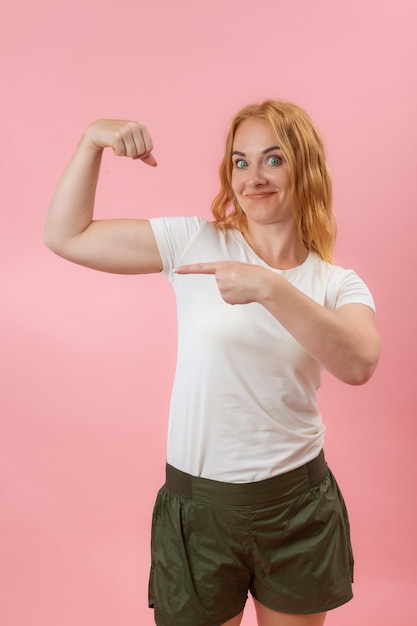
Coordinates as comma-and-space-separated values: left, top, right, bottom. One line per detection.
231, 117, 293, 229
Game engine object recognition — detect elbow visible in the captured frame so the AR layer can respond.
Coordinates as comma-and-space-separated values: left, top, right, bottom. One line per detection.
43, 229, 55, 252
343, 352, 380, 386
345, 368, 374, 386
43, 232, 61, 256
43, 225, 68, 257
43, 221, 58, 252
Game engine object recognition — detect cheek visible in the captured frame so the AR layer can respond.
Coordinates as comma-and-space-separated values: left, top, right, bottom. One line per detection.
231, 172, 242, 196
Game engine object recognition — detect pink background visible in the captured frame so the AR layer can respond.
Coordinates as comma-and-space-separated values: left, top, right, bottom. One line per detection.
1, 1, 416, 624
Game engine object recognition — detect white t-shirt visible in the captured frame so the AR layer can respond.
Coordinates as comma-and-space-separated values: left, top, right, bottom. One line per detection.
150, 216, 375, 483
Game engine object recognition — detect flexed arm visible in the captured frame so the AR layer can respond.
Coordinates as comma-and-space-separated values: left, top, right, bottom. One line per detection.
44, 120, 162, 274
174, 261, 381, 385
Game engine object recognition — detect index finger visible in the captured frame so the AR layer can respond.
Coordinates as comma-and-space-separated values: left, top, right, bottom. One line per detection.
174, 262, 218, 275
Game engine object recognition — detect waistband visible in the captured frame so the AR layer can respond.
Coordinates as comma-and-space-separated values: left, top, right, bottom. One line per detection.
164, 450, 328, 506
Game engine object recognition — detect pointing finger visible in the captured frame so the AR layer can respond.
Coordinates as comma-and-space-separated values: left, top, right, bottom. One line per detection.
174, 263, 218, 275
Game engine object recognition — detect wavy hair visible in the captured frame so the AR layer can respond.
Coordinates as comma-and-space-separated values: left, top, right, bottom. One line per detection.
211, 100, 336, 263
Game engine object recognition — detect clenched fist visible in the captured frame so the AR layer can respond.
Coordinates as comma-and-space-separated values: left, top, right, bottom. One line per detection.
84, 119, 157, 166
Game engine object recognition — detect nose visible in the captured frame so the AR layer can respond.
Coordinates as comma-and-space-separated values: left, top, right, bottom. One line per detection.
244, 164, 267, 187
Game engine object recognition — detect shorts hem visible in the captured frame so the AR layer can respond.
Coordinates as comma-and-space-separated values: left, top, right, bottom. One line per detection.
251, 590, 353, 615
149, 604, 247, 626
211, 605, 247, 626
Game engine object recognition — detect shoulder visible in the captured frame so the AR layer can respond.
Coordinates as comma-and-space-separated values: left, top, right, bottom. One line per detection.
149, 215, 208, 239
321, 258, 376, 311
149, 217, 230, 274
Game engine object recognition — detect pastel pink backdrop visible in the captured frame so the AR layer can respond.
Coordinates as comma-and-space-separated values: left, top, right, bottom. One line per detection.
1, 1, 416, 624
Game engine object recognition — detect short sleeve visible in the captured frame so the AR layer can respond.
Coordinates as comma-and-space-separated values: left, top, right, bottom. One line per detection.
325, 266, 376, 312
149, 216, 206, 275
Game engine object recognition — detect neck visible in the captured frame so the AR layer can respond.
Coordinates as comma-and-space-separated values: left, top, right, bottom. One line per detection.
242, 222, 308, 270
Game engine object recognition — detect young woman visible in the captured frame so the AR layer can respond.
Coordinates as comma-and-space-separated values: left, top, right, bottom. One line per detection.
44, 100, 380, 626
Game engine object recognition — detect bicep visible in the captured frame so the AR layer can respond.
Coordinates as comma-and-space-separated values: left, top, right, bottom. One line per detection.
58, 218, 163, 274
334, 303, 381, 355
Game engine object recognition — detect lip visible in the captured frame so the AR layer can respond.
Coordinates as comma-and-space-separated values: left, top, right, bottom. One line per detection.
243, 192, 276, 199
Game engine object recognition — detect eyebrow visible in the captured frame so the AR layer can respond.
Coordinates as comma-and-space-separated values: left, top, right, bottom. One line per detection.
232, 146, 281, 156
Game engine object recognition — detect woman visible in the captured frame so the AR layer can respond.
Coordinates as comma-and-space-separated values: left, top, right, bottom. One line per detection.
44, 100, 380, 626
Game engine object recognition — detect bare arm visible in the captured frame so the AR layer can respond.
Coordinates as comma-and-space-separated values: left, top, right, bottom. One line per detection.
43, 120, 163, 274
258, 272, 380, 385
174, 261, 381, 385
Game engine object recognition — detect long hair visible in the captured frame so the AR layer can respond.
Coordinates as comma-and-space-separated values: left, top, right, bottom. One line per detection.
211, 100, 336, 263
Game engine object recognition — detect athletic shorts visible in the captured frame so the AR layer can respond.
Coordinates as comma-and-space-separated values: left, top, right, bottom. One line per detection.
148, 450, 354, 626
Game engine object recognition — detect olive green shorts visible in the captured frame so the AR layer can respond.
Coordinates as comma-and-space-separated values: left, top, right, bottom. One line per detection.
148, 451, 354, 626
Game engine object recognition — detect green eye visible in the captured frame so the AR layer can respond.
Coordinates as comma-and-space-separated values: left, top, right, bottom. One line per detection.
235, 159, 248, 169
268, 156, 281, 166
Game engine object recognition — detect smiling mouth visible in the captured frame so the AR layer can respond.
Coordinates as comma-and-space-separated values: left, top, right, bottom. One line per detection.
244, 192, 275, 199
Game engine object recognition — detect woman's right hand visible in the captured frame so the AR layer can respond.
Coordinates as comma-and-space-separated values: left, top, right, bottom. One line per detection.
84, 119, 157, 166
44, 118, 162, 274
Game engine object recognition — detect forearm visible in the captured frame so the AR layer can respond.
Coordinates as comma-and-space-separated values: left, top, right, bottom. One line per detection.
258, 270, 380, 385
43, 119, 162, 274
174, 260, 380, 384
43, 131, 103, 254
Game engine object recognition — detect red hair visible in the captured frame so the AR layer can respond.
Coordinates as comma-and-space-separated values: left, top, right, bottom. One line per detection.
211, 100, 336, 263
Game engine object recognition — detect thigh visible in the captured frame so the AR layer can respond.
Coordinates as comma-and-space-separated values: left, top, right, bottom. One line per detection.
254, 599, 326, 626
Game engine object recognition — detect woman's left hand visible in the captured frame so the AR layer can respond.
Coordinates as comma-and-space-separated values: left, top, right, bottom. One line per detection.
174, 261, 266, 305
175, 260, 381, 385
